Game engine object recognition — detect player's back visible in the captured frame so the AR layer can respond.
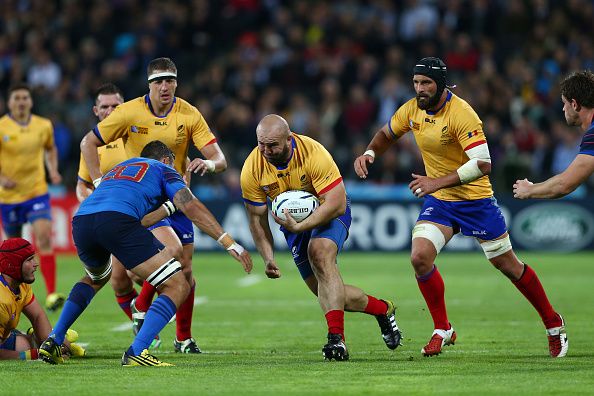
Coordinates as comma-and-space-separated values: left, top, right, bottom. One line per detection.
76, 157, 185, 220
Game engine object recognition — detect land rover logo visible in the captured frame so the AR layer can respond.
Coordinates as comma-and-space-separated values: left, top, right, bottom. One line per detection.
512, 203, 594, 251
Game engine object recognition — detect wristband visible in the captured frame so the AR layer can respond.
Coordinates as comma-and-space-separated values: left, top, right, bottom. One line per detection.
363, 149, 376, 159
203, 160, 216, 173
216, 232, 234, 249
456, 158, 483, 184
162, 200, 177, 216
92, 177, 102, 188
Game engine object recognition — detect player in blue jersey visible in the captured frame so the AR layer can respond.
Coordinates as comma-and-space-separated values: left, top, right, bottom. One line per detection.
514, 70, 594, 201
38, 141, 252, 366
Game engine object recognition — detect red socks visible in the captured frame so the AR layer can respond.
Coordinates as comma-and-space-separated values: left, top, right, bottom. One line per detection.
135, 281, 157, 312
416, 265, 450, 330
325, 310, 345, 340
512, 264, 561, 328
39, 254, 56, 294
176, 282, 195, 341
364, 295, 388, 315
116, 289, 138, 320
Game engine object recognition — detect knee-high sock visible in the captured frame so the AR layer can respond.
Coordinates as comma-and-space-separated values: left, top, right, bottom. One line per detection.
130, 295, 177, 355
416, 265, 450, 330
512, 264, 561, 328
325, 310, 345, 340
135, 281, 157, 312
39, 254, 56, 294
50, 282, 95, 344
363, 295, 389, 315
116, 289, 138, 320
176, 281, 195, 340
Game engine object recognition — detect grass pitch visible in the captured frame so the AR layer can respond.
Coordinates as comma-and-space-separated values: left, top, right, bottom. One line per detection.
4, 252, 594, 395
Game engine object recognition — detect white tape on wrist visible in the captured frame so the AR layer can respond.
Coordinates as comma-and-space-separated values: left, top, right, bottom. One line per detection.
227, 242, 245, 255
363, 149, 376, 159
216, 232, 229, 245
203, 160, 216, 173
456, 159, 483, 184
162, 200, 176, 216
92, 178, 102, 188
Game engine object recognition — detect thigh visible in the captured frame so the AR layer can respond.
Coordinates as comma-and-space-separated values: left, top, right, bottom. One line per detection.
0, 202, 25, 236
453, 197, 507, 240
169, 211, 194, 245
151, 225, 183, 259
281, 228, 314, 280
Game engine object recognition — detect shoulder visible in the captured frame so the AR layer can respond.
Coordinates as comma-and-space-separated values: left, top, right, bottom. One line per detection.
242, 147, 262, 170
175, 97, 202, 116
116, 97, 146, 113
31, 114, 53, 128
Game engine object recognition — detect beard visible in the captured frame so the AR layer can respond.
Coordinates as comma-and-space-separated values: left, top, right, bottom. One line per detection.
265, 144, 292, 166
416, 91, 441, 110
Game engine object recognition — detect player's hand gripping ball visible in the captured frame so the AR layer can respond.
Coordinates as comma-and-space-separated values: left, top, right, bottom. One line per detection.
271, 190, 319, 222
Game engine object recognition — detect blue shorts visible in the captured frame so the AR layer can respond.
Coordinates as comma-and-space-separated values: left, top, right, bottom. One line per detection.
147, 210, 194, 245
0, 329, 22, 350
72, 212, 165, 270
0, 194, 51, 235
281, 201, 351, 280
417, 195, 507, 240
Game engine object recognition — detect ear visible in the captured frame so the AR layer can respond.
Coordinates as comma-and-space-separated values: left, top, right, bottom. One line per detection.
572, 99, 581, 112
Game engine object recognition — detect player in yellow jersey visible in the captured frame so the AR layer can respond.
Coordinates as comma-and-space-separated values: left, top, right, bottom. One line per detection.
355, 57, 567, 358
76, 83, 166, 349
0, 238, 84, 360
79, 58, 227, 353
0, 83, 65, 312
241, 114, 402, 361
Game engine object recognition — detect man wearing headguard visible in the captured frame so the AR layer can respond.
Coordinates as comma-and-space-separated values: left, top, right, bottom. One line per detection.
354, 57, 567, 358
0, 238, 84, 360
80, 57, 228, 354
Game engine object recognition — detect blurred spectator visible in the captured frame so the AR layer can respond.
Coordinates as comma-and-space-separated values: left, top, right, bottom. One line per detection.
0, 0, 592, 197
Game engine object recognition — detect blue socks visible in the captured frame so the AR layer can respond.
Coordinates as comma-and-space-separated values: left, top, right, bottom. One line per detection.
130, 295, 177, 355
51, 282, 95, 344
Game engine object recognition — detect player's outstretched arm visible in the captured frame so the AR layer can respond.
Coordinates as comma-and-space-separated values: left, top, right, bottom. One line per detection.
22, 297, 53, 343
80, 131, 104, 184
245, 203, 280, 278
514, 154, 594, 199
354, 125, 395, 179
173, 187, 253, 273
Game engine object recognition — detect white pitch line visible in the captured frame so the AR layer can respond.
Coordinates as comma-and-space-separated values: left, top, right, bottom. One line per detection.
237, 274, 263, 287
194, 296, 208, 306
111, 322, 133, 332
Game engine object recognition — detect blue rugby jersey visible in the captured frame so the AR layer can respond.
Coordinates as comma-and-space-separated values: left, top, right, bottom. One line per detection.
75, 157, 186, 220
578, 119, 594, 156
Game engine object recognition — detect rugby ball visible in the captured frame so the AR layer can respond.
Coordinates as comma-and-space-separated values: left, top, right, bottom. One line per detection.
271, 190, 319, 222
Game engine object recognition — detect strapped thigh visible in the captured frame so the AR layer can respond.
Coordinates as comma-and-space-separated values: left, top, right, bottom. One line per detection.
84, 257, 113, 282
146, 258, 182, 288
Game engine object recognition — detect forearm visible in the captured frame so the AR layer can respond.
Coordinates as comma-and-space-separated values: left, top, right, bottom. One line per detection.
208, 153, 227, 173
365, 129, 395, 158
76, 181, 93, 202
141, 205, 169, 227
295, 200, 344, 232
45, 147, 59, 175
80, 134, 102, 181
525, 175, 573, 199
248, 216, 275, 264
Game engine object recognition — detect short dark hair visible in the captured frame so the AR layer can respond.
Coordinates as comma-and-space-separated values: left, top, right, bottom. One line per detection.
94, 83, 124, 103
140, 140, 175, 163
7, 82, 31, 98
147, 57, 177, 77
560, 70, 594, 108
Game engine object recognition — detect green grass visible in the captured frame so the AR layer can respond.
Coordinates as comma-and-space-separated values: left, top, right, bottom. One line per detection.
4, 252, 594, 395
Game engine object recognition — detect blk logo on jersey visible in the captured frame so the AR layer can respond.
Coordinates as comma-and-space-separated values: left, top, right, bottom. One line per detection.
155, 121, 168, 126
472, 230, 487, 236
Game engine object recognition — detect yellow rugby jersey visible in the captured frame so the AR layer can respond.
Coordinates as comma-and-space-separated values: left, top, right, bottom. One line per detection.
241, 133, 343, 205
93, 96, 216, 174
389, 91, 492, 201
0, 114, 54, 203
0, 275, 33, 344
77, 138, 127, 183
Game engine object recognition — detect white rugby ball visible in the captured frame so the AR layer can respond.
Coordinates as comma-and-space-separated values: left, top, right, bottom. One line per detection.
271, 190, 319, 222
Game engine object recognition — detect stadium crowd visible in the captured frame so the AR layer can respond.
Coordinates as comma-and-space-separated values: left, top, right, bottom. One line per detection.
0, 0, 593, 196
